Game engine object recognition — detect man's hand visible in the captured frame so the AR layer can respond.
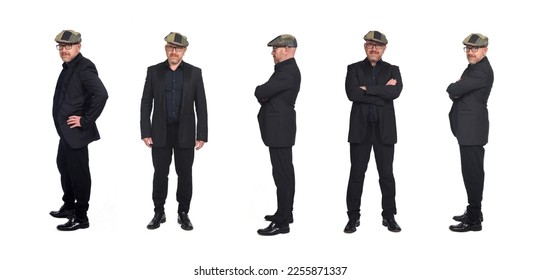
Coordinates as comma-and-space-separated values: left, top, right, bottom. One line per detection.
143, 137, 153, 148
67, 116, 82, 128
195, 140, 205, 150
386, 79, 397, 86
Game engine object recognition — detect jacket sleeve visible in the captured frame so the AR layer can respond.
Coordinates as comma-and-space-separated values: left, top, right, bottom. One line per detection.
80, 62, 108, 128
194, 69, 208, 142
255, 70, 294, 101
140, 67, 153, 139
365, 65, 402, 101
345, 64, 385, 105
447, 67, 489, 99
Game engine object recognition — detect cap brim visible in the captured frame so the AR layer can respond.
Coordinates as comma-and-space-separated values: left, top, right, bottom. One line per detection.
365, 39, 386, 45
167, 42, 187, 47
464, 43, 487, 47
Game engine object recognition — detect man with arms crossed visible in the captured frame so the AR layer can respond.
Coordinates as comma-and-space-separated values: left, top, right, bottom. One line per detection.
255, 34, 301, 236
447, 33, 493, 232
344, 31, 403, 233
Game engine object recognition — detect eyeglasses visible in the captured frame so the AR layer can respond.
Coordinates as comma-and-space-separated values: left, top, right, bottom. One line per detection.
56, 44, 74, 50
365, 43, 385, 50
165, 45, 185, 52
463, 46, 482, 53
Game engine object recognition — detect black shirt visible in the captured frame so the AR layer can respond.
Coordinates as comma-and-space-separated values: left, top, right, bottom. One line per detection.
165, 62, 184, 124
367, 59, 382, 122
52, 56, 75, 128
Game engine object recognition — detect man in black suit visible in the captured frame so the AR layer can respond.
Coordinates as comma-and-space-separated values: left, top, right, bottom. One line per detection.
344, 31, 403, 233
255, 34, 301, 236
141, 32, 208, 231
447, 33, 493, 232
50, 30, 108, 231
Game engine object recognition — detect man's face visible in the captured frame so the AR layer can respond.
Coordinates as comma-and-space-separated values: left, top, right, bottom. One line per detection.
57, 43, 81, 63
271, 46, 287, 64
464, 46, 487, 64
165, 44, 186, 65
364, 41, 386, 64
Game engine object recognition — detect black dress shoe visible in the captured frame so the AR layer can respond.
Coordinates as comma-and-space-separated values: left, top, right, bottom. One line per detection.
264, 214, 294, 223
257, 222, 290, 236
178, 212, 193, 231
147, 213, 166, 230
49, 205, 74, 219
57, 217, 89, 231
449, 221, 482, 232
382, 217, 402, 232
344, 219, 360, 233
453, 210, 484, 222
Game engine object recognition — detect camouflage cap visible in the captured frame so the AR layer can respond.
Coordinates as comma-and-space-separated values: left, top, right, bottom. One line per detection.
267, 34, 297, 48
55, 30, 81, 44
463, 33, 489, 47
363, 30, 388, 45
164, 32, 189, 47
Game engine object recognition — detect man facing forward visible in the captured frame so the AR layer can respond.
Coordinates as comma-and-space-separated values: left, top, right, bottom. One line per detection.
344, 31, 403, 233
140, 32, 208, 231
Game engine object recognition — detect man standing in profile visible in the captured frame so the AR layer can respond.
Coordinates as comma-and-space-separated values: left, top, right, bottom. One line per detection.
344, 31, 403, 233
50, 30, 108, 231
141, 32, 208, 231
255, 34, 301, 236
447, 33, 493, 232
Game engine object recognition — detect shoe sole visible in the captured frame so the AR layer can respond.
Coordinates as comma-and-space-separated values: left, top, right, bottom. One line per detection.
179, 220, 193, 231
180, 225, 194, 231
258, 228, 290, 236
449, 226, 482, 232
382, 221, 401, 232
57, 224, 90, 231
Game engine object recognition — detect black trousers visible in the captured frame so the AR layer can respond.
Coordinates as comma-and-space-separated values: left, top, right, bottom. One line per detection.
346, 122, 396, 220
151, 124, 194, 215
268, 147, 295, 226
459, 145, 485, 221
56, 139, 91, 220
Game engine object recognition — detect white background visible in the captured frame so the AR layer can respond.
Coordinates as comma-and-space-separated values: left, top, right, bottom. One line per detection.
0, 0, 539, 279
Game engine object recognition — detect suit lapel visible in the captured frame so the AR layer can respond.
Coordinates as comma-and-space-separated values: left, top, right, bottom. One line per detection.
181, 63, 192, 110
156, 61, 167, 112
357, 62, 367, 85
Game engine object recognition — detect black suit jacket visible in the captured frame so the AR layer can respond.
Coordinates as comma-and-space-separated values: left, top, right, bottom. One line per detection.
140, 60, 208, 148
447, 57, 493, 146
255, 58, 301, 147
53, 53, 108, 149
345, 58, 402, 145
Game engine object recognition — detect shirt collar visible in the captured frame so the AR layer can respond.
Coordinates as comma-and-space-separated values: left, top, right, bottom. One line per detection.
274, 57, 296, 70
62, 53, 82, 69
363, 57, 382, 67
164, 60, 185, 71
